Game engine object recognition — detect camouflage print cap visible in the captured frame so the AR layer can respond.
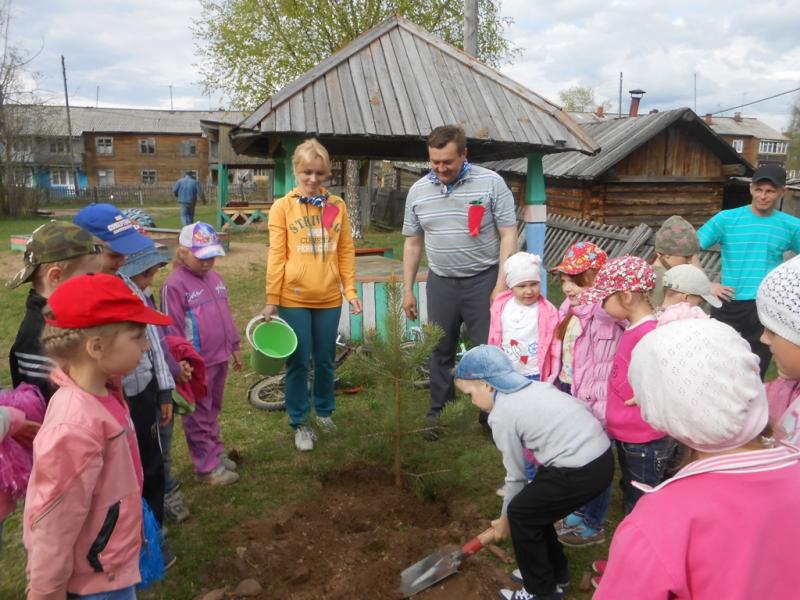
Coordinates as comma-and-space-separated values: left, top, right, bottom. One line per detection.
654, 215, 700, 257
7, 220, 104, 289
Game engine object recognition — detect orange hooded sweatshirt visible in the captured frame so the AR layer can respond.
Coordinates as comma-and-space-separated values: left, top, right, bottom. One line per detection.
267, 187, 357, 308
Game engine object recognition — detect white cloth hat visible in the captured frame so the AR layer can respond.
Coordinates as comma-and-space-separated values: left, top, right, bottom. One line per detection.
629, 319, 768, 452
757, 256, 800, 346
504, 252, 542, 288
662, 264, 721, 308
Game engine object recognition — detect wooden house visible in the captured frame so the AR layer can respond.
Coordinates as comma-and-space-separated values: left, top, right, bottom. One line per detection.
705, 112, 789, 169
484, 108, 754, 227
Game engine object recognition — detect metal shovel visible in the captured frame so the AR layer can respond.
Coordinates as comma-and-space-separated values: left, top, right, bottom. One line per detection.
399, 527, 496, 597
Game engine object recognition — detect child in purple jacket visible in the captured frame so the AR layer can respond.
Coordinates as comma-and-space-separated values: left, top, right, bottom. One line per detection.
549, 242, 624, 549
161, 222, 242, 486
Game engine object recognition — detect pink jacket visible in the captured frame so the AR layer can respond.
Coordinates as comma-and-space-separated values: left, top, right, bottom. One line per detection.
553, 300, 624, 426
488, 291, 560, 381
595, 444, 800, 600
0, 405, 26, 521
765, 377, 800, 443
23, 369, 142, 599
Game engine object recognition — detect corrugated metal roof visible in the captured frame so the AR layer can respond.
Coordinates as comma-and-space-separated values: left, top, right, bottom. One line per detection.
234, 16, 599, 161
14, 106, 246, 136
707, 116, 789, 141
483, 108, 752, 180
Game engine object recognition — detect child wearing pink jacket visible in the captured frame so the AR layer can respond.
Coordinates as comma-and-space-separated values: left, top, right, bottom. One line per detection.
596, 318, 800, 600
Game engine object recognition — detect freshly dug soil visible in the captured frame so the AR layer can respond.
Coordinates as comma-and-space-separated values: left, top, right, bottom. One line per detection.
199, 466, 511, 599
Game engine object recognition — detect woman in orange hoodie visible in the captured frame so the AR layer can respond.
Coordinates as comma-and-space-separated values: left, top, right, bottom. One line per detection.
262, 139, 362, 452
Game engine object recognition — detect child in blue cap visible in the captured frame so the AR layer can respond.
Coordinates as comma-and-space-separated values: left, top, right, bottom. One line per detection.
455, 345, 613, 600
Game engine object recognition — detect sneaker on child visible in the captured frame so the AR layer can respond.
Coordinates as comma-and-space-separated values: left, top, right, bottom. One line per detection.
557, 523, 605, 547
315, 415, 337, 434
499, 588, 562, 600
220, 455, 237, 471
511, 569, 570, 589
198, 464, 239, 486
164, 488, 190, 523
294, 425, 316, 451
161, 542, 177, 571
556, 512, 583, 535
591, 560, 607, 575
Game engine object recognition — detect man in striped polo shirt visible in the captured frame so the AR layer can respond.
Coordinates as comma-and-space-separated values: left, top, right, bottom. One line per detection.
402, 125, 517, 435
698, 164, 800, 378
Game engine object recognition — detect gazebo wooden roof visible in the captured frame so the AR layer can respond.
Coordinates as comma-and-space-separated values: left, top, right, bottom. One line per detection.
232, 16, 599, 161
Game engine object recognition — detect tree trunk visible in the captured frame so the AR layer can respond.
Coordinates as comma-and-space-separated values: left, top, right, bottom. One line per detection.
345, 159, 362, 240
394, 377, 402, 489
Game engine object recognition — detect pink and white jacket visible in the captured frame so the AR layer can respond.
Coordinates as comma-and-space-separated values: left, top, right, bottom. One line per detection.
488, 291, 560, 382
23, 369, 143, 600
0, 405, 26, 521
765, 377, 800, 444
595, 443, 800, 600
552, 300, 624, 426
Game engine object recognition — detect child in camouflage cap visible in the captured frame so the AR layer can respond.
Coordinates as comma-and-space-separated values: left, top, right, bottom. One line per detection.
7, 221, 104, 401
650, 215, 700, 307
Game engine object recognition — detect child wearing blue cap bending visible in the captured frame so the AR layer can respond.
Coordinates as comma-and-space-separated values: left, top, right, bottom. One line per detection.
455, 345, 613, 600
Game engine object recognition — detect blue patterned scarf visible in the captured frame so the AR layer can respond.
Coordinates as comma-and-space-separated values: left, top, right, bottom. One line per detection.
296, 193, 329, 207
427, 160, 471, 194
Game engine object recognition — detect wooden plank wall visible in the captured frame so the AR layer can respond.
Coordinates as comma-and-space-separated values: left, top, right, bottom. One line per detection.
613, 127, 723, 177
83, 133, 209, 186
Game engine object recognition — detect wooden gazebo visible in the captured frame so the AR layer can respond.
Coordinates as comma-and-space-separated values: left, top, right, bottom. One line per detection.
231, 15, 599, 337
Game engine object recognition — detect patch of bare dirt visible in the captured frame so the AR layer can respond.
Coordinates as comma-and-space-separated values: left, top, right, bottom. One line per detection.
198, 466, 510, 599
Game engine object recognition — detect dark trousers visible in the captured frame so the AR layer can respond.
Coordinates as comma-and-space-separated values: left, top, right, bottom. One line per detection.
127, 378, 165, 524
615, 437, 676, 514
508, 448, 614, 595
711, 299, 771, 380
426, 265, 497, 419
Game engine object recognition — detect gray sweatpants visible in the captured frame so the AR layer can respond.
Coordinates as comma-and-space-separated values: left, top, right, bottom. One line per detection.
426, 264, 498, 418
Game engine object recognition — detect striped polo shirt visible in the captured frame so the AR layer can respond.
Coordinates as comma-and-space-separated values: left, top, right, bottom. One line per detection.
402, 164, 516, 277
698, 205, 800, 300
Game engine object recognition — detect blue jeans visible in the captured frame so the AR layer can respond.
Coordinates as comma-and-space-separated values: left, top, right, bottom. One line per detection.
576, 483, 612, 530
615, 437, 676, 514
523, 374, 541, 481
72, 585, 137, 599
279, 306, 341, 428
158, 417, 179, 494
179, 203, 195, 226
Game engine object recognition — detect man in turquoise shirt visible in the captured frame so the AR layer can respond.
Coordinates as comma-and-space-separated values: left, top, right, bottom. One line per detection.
698, 165, 800, 378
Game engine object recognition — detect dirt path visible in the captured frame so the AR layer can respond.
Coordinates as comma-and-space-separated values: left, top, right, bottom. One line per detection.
198, 467, 512, 599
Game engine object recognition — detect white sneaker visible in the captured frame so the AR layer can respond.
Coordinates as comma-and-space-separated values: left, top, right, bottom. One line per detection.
294, 426, 316, 451
220, 456, 237, 471
198, 465, 239, 486
496, 484, 506, 497
315, 415, 337, 433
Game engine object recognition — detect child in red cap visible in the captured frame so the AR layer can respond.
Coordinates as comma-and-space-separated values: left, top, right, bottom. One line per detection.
548, 242, 624, 549
23, 273, 172, 599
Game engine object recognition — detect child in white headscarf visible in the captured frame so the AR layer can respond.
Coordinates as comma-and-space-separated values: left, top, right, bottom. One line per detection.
595, 318, 800, 599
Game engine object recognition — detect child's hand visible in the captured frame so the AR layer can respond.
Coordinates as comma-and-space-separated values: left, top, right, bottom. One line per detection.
232, 350, 243, 371
177, 360, 193, 383
159, 403, 174, 427
13, 420, 40, 447
490, 515, 510, 541
624, 397, 638, 406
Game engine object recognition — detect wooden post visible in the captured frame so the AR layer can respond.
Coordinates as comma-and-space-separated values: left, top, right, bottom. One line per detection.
273, 160, 286, 198
524, 153, 547, 297
283, 139, 298, 192
217, 164, 228, 230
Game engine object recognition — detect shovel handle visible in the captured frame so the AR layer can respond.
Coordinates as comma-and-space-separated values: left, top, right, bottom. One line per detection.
461, 527, 496, 557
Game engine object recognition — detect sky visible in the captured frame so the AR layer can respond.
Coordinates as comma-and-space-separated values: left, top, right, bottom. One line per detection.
12, 0, 800, 131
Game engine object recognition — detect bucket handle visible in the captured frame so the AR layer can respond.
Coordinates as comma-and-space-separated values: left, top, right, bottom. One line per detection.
246, 315, 290, 347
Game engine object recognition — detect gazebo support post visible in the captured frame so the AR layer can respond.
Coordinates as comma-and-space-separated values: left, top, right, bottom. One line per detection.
524, 153, 547, 297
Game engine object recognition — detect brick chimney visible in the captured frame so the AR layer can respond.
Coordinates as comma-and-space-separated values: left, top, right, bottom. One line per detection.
704, 113, 713, 125
595, 105, 605, 118
628, 89, 646, 117
734, 112, 743, 122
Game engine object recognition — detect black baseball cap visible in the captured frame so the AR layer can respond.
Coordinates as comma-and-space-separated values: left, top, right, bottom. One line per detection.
752, 165, 786, 187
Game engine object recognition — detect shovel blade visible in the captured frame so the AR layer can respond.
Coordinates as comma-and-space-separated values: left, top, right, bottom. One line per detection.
399, 548, 463, 597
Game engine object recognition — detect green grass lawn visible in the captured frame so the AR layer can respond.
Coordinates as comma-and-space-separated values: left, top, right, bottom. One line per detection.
0, 206, 623, 599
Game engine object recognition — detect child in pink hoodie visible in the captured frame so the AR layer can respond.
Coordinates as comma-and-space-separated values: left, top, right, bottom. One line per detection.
756, 255, 800, 443
595, 318, 800, 600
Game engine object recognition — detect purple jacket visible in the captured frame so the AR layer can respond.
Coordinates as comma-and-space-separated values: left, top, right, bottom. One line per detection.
554, 299, 624, 426
161, 265, 240, 367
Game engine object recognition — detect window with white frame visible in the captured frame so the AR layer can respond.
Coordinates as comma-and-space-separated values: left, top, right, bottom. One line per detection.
759, 140, 788, 154
181, 139, 198, 156
96, 137, 113, 155
50, 168, 72, 186
49, 139, 68, 154
13, 167, 34, 187
97, 169, 115, 186
140, 169, 157, 184
139, 138, 156, 154
731, 139, 743, 153
253, 168, 269, 177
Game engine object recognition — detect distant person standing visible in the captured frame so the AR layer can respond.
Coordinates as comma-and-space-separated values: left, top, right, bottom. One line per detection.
697, 165, 800, 378
173, 172, 206, 226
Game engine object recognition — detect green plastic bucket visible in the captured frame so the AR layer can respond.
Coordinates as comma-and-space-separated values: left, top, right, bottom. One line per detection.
246, 316, 298, 376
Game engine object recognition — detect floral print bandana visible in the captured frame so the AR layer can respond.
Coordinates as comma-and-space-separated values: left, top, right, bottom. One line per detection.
550, 241, 608, 275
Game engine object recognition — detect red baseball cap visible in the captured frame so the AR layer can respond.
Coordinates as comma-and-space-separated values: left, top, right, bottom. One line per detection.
45, 273, 172, 328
